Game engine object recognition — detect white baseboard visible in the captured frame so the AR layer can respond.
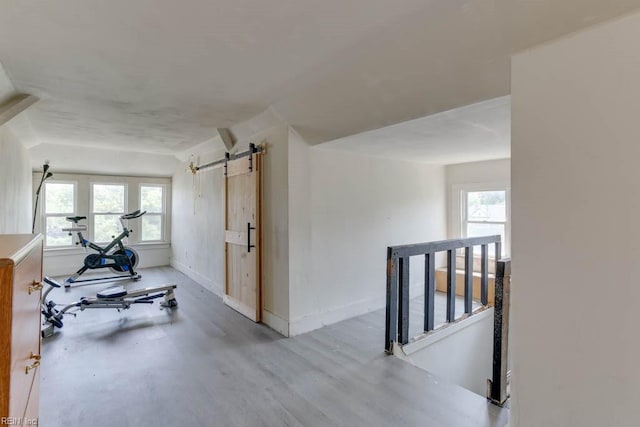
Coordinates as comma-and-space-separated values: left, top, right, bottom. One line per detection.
289, 295, 383, 336
289, 281, 424, 336
170, 259, 223, 297
262, 309, 289, 337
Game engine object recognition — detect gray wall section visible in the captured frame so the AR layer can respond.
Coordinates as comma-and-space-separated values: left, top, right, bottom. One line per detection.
0, 125, 32, 234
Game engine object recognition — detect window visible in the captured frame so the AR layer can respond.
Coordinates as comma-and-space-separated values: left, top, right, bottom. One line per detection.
91, 183, 126, 243
140, 185, 165, 241
43, 182, 76, 247
37, 173, 170, 252
462, 189, 510, 257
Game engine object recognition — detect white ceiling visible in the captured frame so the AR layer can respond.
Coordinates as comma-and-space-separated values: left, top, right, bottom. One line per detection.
320, 96, 510, 165
0, 0, 639, 172
0, 0, 430, 154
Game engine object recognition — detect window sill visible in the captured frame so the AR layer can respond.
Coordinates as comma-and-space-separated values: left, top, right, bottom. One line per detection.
133, 242, 171, 248
44, 242, 170, 255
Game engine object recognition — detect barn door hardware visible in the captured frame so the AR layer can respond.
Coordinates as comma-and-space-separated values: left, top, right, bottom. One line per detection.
247, 143, 260, 172
223, 152, 230, 176
248, 143, 256, 172
247, 222, 256, 253
191, 143, 264, 175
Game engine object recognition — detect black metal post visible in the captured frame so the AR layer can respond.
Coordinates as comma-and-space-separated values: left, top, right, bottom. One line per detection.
385, 249, 398, 353
398, 257, 410, 345
464, 246, 473, 314
480, 244, 488, 306
446, 249, 456, 322
489, 259, 511, 406
424, 253, 435, 332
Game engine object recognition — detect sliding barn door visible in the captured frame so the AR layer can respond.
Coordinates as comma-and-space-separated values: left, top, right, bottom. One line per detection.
224, 151, 263, 321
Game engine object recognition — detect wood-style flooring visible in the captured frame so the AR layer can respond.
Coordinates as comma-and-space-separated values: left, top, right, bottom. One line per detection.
39, 267, 507, 427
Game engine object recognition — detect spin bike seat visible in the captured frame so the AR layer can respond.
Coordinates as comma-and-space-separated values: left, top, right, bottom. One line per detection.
97, 286, 128, 299
66, 216, 87, 222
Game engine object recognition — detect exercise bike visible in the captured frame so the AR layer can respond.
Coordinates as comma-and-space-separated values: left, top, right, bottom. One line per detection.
61, 210, 145, 288
41, 276, 178, 338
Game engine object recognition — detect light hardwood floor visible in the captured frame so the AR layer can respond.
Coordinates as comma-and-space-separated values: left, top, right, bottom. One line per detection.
39, 267, 508, 427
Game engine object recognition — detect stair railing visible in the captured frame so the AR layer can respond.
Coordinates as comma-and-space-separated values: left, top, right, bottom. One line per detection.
385, 235, 501, 351
385, 235, 511, 406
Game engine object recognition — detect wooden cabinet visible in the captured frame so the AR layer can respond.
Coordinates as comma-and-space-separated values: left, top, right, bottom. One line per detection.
0, 234, 43, 425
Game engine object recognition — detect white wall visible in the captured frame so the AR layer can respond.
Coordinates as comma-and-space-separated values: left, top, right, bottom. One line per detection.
172, 123, 447, 337
287, 129, 311, 334
171, 124, 291, 335
171, 149, 226, 294
446, 158, 510, 239
511, 10, 640, 426
0, 60, 37, 233
260, 126, 290, 334
288, 144, 447, 335
35, 172, 172, 276
447, 158, 510, 185
0, 125, 32, 234
395, 309, 494, 396
29, 143, 179, 177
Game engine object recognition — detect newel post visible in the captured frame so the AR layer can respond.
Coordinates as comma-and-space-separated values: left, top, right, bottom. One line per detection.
488, 259, 511, 406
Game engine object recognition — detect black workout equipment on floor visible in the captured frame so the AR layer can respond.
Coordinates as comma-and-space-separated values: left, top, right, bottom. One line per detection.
61, 210, 146, 288
41, 276, 177, 338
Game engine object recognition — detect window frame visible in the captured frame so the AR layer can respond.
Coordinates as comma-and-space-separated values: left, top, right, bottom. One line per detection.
454, 183, 511, 258
139, 183, 167, 243
90, 182, 128, 244
42, 180, 78, 249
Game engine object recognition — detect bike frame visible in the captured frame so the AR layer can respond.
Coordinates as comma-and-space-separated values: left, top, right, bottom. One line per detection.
63, 212, 145, 287
73, 216, 130, 255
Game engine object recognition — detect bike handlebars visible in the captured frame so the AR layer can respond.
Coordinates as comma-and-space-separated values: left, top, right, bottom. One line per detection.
65, 211, 146, 223
120, 210, 146, 220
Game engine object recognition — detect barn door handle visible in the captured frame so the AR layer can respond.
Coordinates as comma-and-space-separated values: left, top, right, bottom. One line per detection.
247, 222, 256, 253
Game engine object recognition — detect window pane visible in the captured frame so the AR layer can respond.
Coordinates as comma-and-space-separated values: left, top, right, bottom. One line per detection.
94, 215, 122, 242
45, 183, 74, 214
46, 217, 73, 246
467, 222, 505, 256
141, 186, 163, 213
142, 215, 162, 241
93, 184, 125, 213
467, 191, 506, 221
